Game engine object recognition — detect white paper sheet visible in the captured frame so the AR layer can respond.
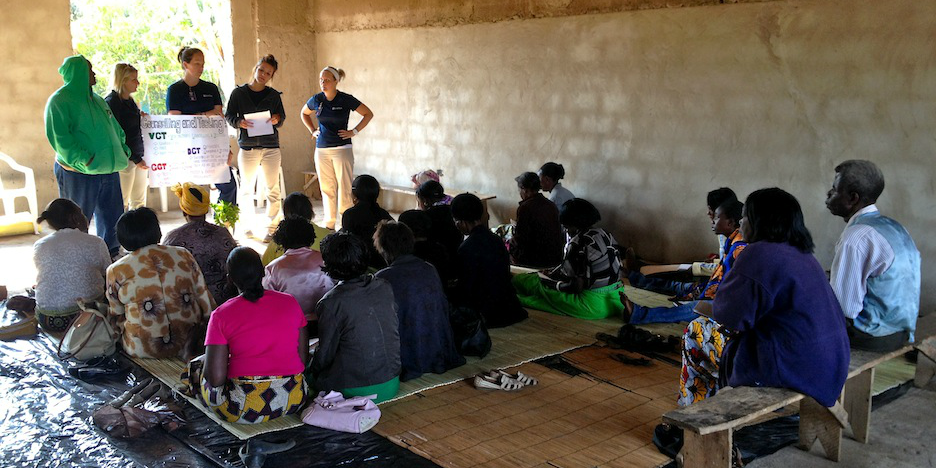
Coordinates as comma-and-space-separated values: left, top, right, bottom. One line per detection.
244, 110, 274, 137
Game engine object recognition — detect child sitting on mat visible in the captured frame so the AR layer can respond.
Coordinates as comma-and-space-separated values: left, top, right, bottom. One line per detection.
513, 198, 624, 320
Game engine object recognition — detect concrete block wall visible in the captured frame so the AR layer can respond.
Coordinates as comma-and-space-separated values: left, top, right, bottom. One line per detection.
311, 0, 936, 313
0, 0, 73, 211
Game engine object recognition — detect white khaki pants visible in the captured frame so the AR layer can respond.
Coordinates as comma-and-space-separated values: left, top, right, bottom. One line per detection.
238, 147, 283, 235
313, 146, 354, 230
118, 162, 148, 210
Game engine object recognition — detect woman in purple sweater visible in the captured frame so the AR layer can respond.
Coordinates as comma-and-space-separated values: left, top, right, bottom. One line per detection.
714, 188, 849, 407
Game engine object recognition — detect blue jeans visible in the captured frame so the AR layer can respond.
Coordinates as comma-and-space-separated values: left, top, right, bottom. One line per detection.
629, 301, 700, 324
54, 162, 123, 256
216, 168, 237, 205
627, 271, 696, 297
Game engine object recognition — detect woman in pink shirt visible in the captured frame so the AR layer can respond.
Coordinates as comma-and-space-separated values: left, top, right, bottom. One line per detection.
263, 218, 334, 330
187, 247, 308, 424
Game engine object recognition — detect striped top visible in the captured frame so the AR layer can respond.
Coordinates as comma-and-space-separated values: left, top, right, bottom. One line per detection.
829, 205, 895, 320
559, 228, 621, 289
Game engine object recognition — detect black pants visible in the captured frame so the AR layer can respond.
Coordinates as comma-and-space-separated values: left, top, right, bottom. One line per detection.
847, 320, 909, 352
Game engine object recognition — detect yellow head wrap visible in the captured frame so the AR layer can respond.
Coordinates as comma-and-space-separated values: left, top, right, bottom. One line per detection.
171, 182, 210, 216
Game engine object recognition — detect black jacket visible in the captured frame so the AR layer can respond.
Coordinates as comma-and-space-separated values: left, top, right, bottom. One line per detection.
104, 91, 144, 164
312, 275, 402, 391
455, 226, 527, 328
224, 84, 286, 149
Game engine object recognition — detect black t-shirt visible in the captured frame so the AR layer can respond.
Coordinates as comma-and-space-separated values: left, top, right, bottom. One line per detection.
248, 87, 273, 107
166, 79, 223, 115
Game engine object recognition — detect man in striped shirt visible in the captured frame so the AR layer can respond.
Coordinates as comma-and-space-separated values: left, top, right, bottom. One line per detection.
826, 160, 921, 352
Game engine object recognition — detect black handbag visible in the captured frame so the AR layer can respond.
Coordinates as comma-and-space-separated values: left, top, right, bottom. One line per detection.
449, 305, 492, 358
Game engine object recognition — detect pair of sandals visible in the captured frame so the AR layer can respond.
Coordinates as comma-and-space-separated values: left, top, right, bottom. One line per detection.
473, 370, 539, 391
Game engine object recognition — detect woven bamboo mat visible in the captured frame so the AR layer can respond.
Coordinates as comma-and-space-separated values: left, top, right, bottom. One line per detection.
375, 361, 673, 468
130, 356, 304, 440
872, 355, 916, 395
387, 309, 624, 403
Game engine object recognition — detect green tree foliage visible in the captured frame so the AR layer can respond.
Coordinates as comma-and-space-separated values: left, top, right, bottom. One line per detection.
71, 0, 230, 115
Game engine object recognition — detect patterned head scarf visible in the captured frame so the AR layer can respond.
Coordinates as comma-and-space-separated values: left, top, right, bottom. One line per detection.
172, 182, 210, 216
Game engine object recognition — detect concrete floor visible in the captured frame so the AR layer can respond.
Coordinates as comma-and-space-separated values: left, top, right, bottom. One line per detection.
747, 386, 936, 468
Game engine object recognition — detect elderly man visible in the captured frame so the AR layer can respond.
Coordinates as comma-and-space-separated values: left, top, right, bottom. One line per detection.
45, 55, 130, 257
826, 160, 921, 351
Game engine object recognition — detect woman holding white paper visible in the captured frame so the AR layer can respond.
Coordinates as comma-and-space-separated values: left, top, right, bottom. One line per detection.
300, 66, 374, 230
225, 55, 286, 241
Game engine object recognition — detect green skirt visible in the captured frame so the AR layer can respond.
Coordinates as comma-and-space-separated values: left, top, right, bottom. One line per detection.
341, 376, 400, 404
512, 273, 625, 320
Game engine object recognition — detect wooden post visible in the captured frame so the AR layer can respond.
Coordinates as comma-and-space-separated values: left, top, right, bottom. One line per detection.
678, 430, 732, 468
798, 398, 843, 461
843, 367, 874, 443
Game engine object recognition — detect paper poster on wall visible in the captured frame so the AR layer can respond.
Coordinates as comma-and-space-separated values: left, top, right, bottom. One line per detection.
142, 115, 231, 187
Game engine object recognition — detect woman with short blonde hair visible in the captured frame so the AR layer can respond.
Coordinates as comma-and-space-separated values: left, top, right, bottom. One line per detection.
300, 66, 374, 230
105, 63, 148, 210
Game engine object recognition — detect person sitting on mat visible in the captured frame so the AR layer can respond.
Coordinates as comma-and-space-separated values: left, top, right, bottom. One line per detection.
415, 180, 463, 262
373, 220, 465, 382
106, 208, 214, 359
538, 162, 574, 211
312, 232, 401, 403
33, 199, 112, 334
261, 192, 333, 266
398, 209, 455, 290
186, 246, 308, 424
263, 218, 334, 331
513, 198, 624, 320
622, 199, 747, 324
451, 193, 527, 328
508, 172, 564, 268
340, 175, 393, 269
164, 182, 238, 306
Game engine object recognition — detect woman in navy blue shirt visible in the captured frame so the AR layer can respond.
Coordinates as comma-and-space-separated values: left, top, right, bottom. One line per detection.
300, 66, 374, 230
166, 47, 236, 204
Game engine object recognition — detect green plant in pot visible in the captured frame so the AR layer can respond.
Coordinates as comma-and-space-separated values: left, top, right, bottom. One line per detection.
211, 200, 240, 233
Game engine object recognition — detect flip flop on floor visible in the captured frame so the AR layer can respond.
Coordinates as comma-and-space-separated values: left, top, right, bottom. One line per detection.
489, 370, 538, 386
473, 373, 524, 391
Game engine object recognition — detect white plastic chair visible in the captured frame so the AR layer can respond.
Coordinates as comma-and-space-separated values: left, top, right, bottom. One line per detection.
0, 151, 40, 235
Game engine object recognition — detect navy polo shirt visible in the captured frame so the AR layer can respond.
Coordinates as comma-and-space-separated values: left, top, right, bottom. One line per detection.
166, 79, 223, 115
306, 91, 361, 148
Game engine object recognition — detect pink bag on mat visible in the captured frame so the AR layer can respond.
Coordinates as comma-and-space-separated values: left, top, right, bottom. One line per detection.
301, 391, 381, 433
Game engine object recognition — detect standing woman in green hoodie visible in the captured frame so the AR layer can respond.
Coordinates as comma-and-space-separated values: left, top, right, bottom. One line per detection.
45, 55, 130, 257
166, 47, 237, 205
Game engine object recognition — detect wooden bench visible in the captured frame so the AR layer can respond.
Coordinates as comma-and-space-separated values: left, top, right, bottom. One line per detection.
662, 336, 936, 467
379, 184, 497, 226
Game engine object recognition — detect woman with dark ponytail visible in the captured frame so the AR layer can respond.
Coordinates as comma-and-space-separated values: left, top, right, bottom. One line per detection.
225, 55, 287, 242
190, 246, 309, 424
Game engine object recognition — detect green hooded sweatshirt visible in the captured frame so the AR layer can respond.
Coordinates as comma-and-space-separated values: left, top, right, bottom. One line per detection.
44, 55, 130, 174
